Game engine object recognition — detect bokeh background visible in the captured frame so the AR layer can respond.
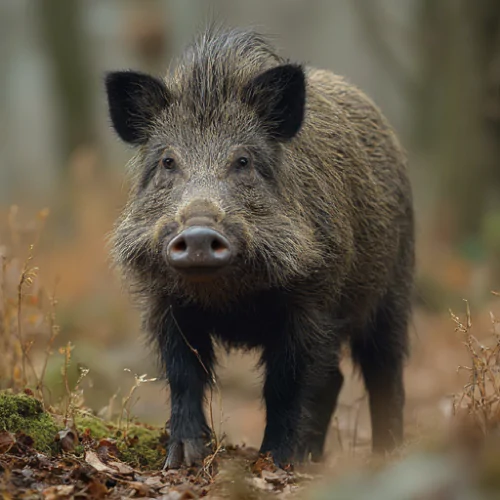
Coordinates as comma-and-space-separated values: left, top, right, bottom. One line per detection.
0, 0, 499, 458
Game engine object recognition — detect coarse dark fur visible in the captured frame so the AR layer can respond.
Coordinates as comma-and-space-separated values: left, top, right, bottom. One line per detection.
105, 25, 414, 468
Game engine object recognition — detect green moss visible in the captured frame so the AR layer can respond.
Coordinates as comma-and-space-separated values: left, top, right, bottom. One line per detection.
118, 423, 168, 468
74, 413, 113, 439
74, 412, 167, 468
0, 392, 59, 455
0, 393, 166, 468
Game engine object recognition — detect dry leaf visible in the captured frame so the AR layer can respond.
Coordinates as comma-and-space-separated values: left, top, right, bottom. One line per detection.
262, 469, 287, 485
251, 476, 273, 491
85, 450, 115, 473
107, 460, 135, 475
96, 438, 120, 460
144, 475, 165, 489
85, 450, 134, 476
127, 480, 151, 496
56, 428, 78, 452
42, 485, 75, 499
0, 431, 16, 453
251, 453, 277, 474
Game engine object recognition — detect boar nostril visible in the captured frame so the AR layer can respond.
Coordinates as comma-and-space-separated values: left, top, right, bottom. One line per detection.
211, 238, 228, 254
172, 240, 187, 253
166, 226, 232, 271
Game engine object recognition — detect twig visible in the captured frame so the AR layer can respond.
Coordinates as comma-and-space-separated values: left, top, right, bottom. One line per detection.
119, 370, 157, 435
351, 394, 366, 454
60, 342, 73, 426
38, 278, 61, 405
16, 245, 41, 388
170, 307, 224, 453
452, 297, 500, 432
332, 416, 344, 452
0, 250, 6, 381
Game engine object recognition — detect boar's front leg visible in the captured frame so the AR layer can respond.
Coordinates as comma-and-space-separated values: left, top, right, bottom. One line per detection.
260, 304, 337, 466
158, 309, 215, 469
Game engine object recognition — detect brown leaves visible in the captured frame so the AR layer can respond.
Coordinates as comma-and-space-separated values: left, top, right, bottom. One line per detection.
85, 449, 134, 476
251, 452, 278, 474
56, 428, 78, 453
0, 433, 306, 499
42, 485, 75, 499
0, 431, 16, 453
249, 453, 297, 494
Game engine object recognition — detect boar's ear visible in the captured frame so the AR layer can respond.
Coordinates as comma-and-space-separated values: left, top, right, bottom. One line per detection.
105, 71, 170, 145
244, 64, 306, 141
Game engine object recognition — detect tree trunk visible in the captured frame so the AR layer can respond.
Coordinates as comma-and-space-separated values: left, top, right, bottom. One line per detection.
38, 0, 95, 172
415, 0, 500, 252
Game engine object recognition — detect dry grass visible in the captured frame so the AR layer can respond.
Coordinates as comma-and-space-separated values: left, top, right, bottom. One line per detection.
452, 294, 500, 437
0, 207, 53, 399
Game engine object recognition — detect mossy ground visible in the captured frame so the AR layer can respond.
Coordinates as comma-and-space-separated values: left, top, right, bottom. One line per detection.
0, 391, 59, 455
0, 392, 167, 468
75, 412, 168, 468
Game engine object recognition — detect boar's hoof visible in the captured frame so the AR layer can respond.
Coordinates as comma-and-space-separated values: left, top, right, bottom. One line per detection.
163, 438, 209, 469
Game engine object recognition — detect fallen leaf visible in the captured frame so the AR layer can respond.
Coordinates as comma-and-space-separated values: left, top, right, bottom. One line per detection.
42, 484, 75, 499
56, 428, 78, 452
85, 450, 115, 473
107, 460, 135, 475
158, 489, 197, 499
127, 480, 151, 496
251, 453, 277, 474
80, 427, 94, 447
85, 450, 134, 476
262, 469, 286, 485
0, 431, 16, 453
251, 476, 273, 491
87, 478, 109, 499
97, 438, 119, 460
144, 475, 165, 489
16, 433, 34, 449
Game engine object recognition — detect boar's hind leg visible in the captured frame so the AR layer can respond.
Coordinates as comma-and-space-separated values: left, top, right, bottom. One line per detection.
160, 311, 215, 469
302, 365, 344, 462
351, 292, 409, 453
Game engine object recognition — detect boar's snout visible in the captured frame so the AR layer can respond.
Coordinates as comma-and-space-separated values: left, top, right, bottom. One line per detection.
165, 226, 232, 275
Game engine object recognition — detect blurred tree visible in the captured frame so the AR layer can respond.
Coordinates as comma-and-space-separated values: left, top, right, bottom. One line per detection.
351, 0, 417, 99
414, 0, 499, 249
354, 0, 500, 266
38, 0, 96, 172
122, 0, 171, 75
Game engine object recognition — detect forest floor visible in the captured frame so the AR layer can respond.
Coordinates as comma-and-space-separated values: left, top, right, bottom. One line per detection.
2, 303, 500, 499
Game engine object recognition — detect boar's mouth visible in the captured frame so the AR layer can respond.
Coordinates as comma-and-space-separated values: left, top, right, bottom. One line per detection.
174, 266, 229, 283
162, 225, 233, 280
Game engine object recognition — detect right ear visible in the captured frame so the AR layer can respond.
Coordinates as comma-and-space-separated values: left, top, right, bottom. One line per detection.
105, 71, 170, 145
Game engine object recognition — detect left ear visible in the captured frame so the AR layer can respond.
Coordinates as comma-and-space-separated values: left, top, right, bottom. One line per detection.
105, 70, 170, 146
244, 64, 306, 141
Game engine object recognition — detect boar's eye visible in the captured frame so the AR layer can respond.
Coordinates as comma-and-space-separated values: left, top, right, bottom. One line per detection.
162, 156, 176, 170
235, 156, 251, 170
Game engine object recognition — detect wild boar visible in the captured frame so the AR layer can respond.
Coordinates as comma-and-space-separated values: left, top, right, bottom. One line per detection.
105, 25, 414, 468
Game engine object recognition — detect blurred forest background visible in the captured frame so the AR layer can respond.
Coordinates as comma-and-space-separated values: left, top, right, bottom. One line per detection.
0, 0, 499, 458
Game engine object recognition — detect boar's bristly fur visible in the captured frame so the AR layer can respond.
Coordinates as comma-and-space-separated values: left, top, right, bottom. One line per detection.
106, 25, 414, 468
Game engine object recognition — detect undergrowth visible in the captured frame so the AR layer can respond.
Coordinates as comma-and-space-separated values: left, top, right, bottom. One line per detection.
452, 294, 500, 434
0, 207, 168, 468
0, 391, 58, 455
